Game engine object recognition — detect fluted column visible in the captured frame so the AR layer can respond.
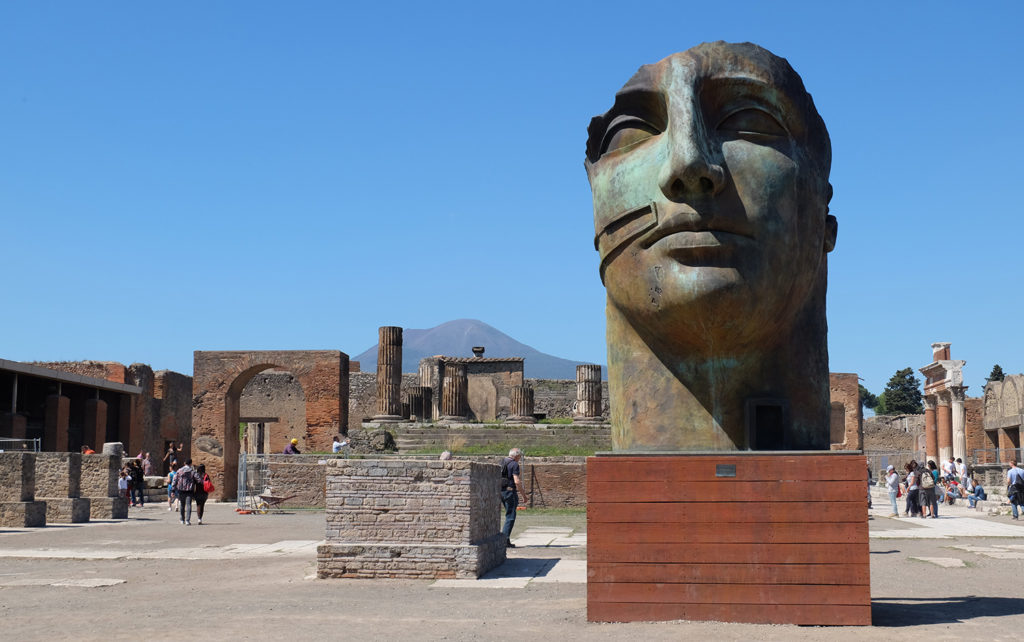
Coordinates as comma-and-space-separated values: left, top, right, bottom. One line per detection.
373, 326, 404, 422
509, 385, 536, 424
937, 391, 953, 463
407, 386, 432, 422
923, 396, 937, 463
441, 363, 467, 421
573, 364, 604, 424
950, 386, 967, 461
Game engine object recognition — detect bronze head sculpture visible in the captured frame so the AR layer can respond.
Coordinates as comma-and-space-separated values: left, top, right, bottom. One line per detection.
585, 42, 837, 451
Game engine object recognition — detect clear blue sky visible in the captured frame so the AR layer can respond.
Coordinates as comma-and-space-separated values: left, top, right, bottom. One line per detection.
2, 2, 1020, 398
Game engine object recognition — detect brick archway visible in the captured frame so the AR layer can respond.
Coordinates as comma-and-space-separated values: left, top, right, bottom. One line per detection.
192, 350, 349, 500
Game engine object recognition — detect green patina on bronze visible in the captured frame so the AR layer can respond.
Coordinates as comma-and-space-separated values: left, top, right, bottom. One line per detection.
585, 41, 837, 452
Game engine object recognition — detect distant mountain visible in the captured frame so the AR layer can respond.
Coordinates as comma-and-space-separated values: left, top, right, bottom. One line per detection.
353, 319, 605, 380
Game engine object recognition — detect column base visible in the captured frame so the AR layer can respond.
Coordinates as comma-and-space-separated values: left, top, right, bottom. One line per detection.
587, 451, 871, 626
370, 415, 406, 423
0, 501, 46, 527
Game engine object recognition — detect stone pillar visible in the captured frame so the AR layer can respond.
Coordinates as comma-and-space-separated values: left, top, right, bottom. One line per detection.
0, 453, 46, 527
34, 452, 90, 523
937, 392, 953, 463
84, 399, 108, 452
441, 363, 468, 421
509, 385, 536, 424
80, 454, 128, 519
407, 386, 432, 422
373, 326, 404, 422
44, 395, 71, 452
573, 364, 604, 424
951, 386, 967, 462
923, 396, 937, 463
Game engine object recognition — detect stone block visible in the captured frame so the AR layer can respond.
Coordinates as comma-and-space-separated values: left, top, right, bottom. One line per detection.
0, 453, 36, 502
43, 497, 90, 523
0, 500, 46, 527
88, 496, 129, 520
35, 452, 82, 498
80, 454, 119, 497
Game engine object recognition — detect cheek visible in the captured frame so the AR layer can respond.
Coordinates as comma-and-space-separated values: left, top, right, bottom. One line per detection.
722, 140, 802, 239
590, 144, 666, 230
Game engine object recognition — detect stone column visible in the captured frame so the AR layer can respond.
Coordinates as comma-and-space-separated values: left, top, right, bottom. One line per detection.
509, 385, 536, 424
923, 396, 937, 463
373, 326, 404, 422
573, 364, 604, 424
407, 386, 432, 422
44, 395, 71, 452
84, 399, 108, 452
441, 363, 468, 421
950, 386, 967, 462
937, 392, 953, 463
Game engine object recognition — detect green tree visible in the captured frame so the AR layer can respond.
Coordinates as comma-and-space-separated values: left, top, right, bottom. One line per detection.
877, 367, 923, 415
858, 384, 878, 410
987, 364, 1006, 383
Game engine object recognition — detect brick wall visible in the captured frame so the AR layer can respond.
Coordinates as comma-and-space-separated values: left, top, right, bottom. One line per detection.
828, 373, 862, 450
525, 461, 586, 507
863, 414, 924, 451
240, 372, 307, 453
529, 378, 610, 419
348, 372, 419, 431
317, 458, 506, 579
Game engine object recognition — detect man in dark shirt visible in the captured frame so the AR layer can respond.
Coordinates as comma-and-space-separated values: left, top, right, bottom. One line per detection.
500, 448, 526, 548
284, 438, 301, 455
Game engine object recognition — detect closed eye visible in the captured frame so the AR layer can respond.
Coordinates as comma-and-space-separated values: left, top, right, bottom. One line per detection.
717, 107, 788, 138
600, 116, 661, 155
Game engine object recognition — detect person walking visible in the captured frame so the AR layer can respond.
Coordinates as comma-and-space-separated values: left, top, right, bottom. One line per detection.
193, 464, 210, 525
1007, 462, 1024, 520
175, 459, 199, 525
921, 460, 939, 518
884, 465, 900, 517
167, 463, 178, 511
500, 448, 526, 548
130, 459, 145, 507
905, 462, 920, 517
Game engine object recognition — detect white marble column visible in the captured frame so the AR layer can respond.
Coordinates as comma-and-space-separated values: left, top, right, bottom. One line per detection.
951, 386, 967, 461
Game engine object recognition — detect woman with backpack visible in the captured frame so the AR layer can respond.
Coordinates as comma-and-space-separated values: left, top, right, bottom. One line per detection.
175, 459, 199, 525
193, 464, 212, 525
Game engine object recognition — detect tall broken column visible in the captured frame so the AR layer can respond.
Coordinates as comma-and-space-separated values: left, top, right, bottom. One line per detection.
508, 385, 536, 424
35, 452, 90, 523
0, 453, 46, 527
923, 396, 937, 463
441, 363, 468, 421
951, 386, 967, 461
573, 364, 604, 424
937, 391, 953, 463
373, 326, 404, 422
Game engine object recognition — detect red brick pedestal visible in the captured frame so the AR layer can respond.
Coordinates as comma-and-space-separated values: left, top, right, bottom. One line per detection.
587, 452, 871, 625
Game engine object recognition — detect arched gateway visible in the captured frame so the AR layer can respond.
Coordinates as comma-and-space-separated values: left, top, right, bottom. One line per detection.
192, 350, 349, 500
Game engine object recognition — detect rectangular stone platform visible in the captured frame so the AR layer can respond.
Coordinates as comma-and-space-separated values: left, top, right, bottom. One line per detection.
0, 452, 36, 502
87, 496, 129, 520
44, 497, 91, 523
587, 452, 871, 626
0, 501, 46, 527
317, 459, 506, 580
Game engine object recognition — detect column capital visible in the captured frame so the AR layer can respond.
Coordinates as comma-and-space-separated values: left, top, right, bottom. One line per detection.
950, 386, 967, 403
936, 390, 951, 406
923, 395, 936, 410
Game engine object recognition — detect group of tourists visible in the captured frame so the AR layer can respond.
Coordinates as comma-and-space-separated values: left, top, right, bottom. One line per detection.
883, 456, 997, 518
117, 452, 155, 507
166, 459, 213, 525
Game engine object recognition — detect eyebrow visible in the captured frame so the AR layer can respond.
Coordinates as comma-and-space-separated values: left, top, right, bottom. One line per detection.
700, 75, 807, 134
586, 85, 666, 162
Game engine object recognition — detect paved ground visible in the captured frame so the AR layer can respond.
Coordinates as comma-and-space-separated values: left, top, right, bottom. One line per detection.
3, 500, 1024, 640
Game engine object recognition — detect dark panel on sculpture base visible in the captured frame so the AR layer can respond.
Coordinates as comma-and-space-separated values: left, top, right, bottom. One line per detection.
587, 452, 871, 626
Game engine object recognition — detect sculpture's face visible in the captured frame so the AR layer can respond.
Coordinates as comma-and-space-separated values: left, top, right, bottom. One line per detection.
586, 42, 835, 353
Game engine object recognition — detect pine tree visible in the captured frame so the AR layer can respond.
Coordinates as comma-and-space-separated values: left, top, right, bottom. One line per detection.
987, 364, 1006, 383
878, 367, 923, 415
858, 384, 878, 410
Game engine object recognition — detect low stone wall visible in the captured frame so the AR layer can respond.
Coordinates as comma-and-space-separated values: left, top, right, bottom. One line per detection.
524, 461, 586, 508
317, 459, 505, 579
266, 458, 327, 508
0, 452, 45, 527
80, 454, 127, 519
35, 452, 90, 523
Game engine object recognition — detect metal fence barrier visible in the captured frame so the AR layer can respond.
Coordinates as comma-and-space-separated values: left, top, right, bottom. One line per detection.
237, 451, 351, 510
0, 438, 40, 452
864, 450, 925, 482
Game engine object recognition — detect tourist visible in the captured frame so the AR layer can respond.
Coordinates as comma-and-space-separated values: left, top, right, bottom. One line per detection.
193, 464, 210, 526
163, 443, 178, 472
142, 452, 154, 476
81, 445, 95, 455
175, 459, 198, 525
921, 460, 939, 518
118, 470, 129, 502
955, 457, 968, 486
942, 457, 956, 481
967, 478, 987, 508
332, 436, 348, 453
943, 479, 966, 505
284, 438, 301, 455
130, 459, 145, 507
905, 462, 920, 517
500, 448, 526, 548
167, 463, 178, 511
1006, 462, 1024, 520
884, 465, 900, 517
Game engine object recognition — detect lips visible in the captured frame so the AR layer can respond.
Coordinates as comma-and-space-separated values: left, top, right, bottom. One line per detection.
639, 206, 755, 251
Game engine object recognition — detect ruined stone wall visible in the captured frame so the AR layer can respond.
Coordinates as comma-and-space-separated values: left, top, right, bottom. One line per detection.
828, 373, 862, 451
34, 452, 80, 498
348, 372, 419, 431
524, 461, 586, 508
318, 458, 505, 579
528, 378, 610, 419
240, 372, 307, 453
80, 454, 119, 497
863, 414, 924, 452
152, 370, 193, 468
32, 361, 127, 383
262, 456, 327, 508
0, 453, 35, 501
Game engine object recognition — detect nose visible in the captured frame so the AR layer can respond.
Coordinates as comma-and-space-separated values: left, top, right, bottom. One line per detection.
658, 122, 725, 201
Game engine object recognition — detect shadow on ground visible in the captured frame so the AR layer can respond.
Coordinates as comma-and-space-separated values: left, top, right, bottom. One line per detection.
873, 596, 1024, 625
